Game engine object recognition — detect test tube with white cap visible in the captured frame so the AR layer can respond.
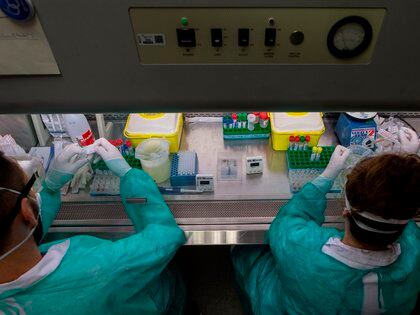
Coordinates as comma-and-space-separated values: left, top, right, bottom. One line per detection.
247, 114, 257, 131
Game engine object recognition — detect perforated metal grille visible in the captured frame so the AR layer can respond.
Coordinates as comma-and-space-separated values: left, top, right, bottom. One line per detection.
56, 199, 344, 223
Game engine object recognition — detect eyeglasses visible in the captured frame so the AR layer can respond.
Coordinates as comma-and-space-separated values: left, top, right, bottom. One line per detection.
0, 173, 38, 234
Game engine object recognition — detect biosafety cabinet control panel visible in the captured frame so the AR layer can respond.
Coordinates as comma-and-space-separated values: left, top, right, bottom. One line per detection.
129, 8, 386, 65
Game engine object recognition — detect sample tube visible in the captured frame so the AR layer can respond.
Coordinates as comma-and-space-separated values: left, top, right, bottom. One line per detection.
294, 136, 300, 150
247, 114, 257, 131
310, 146, 317, 161
304, 135, 310, 150
299, 136, 306, 150
259, 112, 269, 129
237, 113, 243, 129
232, 113, 238, 124
289, 135, 295, 150
315, 147, 323, 161
252, 112, 260, 124
242, 113, 248, 128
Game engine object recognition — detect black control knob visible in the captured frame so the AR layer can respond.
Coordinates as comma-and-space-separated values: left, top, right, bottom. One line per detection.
290, 31, 304, 45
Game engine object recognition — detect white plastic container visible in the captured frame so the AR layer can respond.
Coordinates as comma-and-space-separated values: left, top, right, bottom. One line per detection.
136, 138, 170, 183
62, 114, 95, 146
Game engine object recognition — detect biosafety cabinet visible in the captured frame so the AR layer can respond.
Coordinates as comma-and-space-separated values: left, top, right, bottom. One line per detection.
0, 1, 419, 244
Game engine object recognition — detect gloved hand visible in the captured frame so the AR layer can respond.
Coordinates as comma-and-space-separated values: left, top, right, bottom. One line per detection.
93, 138, 131, 177
399, 127, 419, 154
321, 145, 350, 180
45, 143, 89, 191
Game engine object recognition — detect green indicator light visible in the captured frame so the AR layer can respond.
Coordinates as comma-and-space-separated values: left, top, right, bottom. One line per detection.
181, 17, 188, 26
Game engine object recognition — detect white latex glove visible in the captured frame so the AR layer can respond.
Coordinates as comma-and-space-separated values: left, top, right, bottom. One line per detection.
399, 127, 419, 154
93, 138, 131, 177
321, 145, 351, 180
45, 143, 89, 191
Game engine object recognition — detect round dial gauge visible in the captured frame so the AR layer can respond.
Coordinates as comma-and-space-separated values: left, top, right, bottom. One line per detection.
327, 16, 373, 59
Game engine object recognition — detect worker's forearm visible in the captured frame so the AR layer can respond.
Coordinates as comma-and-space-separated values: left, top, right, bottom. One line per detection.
275, 175, 333, 224
40, 182, 62, 236
311, 175, 334, 193
120, 169, 179, 232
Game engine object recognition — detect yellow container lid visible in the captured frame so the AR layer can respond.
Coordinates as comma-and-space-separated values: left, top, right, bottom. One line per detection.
125, 113, 181, 136
271, 112, 324, 133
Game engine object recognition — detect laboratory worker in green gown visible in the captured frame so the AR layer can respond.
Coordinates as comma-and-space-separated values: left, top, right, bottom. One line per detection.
232, 129, 420, 315
0, 138, 186, 314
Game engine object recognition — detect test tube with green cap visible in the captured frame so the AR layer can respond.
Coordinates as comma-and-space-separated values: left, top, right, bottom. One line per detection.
242, 113, 247, 128
310, 146, 317, 161
299, 136, 306, 150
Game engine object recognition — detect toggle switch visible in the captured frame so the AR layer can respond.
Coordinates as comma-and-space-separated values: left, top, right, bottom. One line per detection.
265, 28, 276, 47
176, 28, 196, 47
211, 28, 223, 47
238, 28, 249, 47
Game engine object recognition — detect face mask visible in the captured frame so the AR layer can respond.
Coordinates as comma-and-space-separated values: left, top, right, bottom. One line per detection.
0, 187, 43, 261
344, 191, 408, 234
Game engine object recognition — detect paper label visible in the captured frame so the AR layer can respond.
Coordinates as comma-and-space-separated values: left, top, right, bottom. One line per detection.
350, 127, 376, 145
137, 33, 166, 46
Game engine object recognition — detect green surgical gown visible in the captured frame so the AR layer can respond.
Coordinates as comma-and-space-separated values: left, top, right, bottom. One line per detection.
232, 177, 419, 314
0, 169, 186, 314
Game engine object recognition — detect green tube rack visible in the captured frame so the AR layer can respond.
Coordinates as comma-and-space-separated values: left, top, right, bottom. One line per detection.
286, 146, 335, 169
92, 154, 142, 171
223, 123, 271, 140
223, 113, 271, 140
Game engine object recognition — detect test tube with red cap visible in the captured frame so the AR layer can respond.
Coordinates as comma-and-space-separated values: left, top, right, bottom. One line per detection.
304, 135, 310, 150
259, 112, 269, 128
232, 113, 238, 128
294, 136, 300, 150
289, 136, 295, 149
